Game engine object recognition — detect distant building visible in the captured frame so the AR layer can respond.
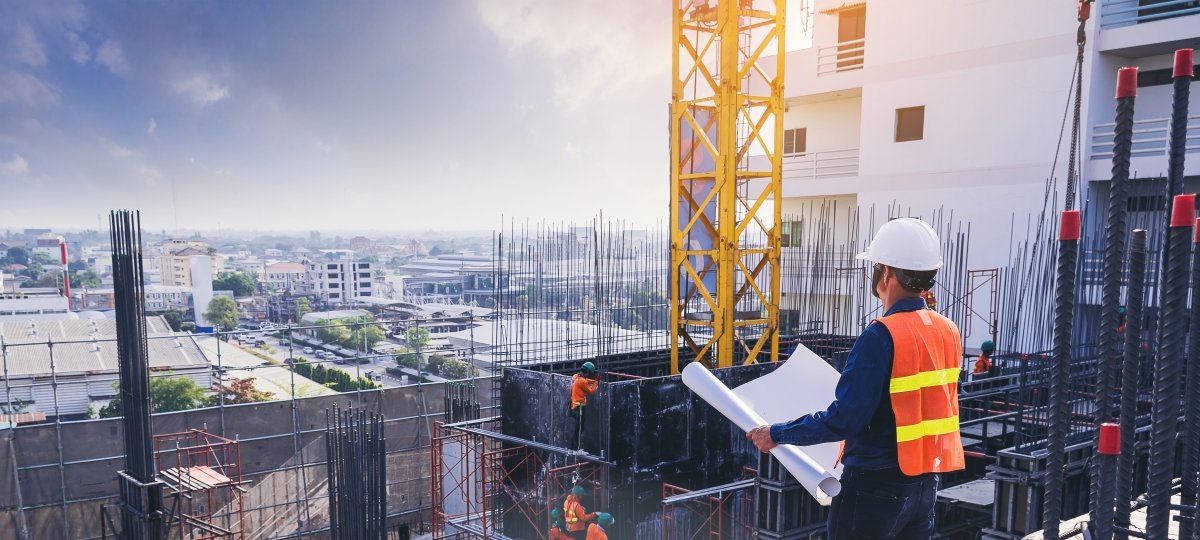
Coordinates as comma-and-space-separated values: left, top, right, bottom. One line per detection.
349, 236, 373, 253
0, 242, 9, 259
264, 248, 284, 258
264, 262, 307, 293
0, 316, 210, 420
227, 257, 266, 280
161, 240, 222, 287
30, 234, 62, 260
0, 287, 70, 320
72, 285, 191, 312
304, 260, 373, 305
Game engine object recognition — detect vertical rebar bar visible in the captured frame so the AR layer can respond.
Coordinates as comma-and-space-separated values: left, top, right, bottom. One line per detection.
1145, 195, 1196, 539
1089, 67, 1139, 536
1042, 210, 1081, 540
1184, 218, 1200, 540
1168, 47, 1197, 540
1096, 422, 1121, 540
1114, 229, 1148, 540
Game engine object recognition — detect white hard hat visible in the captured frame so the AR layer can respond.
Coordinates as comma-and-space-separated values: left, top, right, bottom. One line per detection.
855, 218, 943, 271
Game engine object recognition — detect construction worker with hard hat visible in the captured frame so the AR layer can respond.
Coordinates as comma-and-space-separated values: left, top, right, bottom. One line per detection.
569, 362, 599, 451
549, 508, 571, 540
562, 484, 597, 540
973, 340, 995, 376
587, 512, 615, 540
747, 217, 965, 539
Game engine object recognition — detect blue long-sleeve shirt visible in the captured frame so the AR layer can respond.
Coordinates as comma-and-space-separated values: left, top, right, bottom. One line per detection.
769, 296, 929, 471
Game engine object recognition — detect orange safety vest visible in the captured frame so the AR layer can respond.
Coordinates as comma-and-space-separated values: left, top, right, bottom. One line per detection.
563, 495, 594, 532
549, 527, 572, 540
571, 374, 598, 409
876, 309, 966, 476
586, 523, 608, 540
973, 354, 991, 375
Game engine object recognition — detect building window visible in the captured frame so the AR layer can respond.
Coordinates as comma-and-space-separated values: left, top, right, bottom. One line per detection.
359, 272, 371, 278
328, 273, 338, 279
330, 293, 340, 299
895, 106, 925, 142
783, 128, 807, 156
327, 264, 338, 270
837, 6, 866, 69
780, 220, 803, 248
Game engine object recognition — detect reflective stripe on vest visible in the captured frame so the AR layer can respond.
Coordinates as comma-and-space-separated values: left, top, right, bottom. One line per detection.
564, 501, 580, 522
876, 308, 966, 476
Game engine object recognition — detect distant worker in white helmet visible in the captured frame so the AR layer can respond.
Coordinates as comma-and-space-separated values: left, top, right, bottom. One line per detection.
747, 217, 965, 539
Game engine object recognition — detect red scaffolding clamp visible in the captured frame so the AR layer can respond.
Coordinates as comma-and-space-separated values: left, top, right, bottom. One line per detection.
1077, 0, 1093, 23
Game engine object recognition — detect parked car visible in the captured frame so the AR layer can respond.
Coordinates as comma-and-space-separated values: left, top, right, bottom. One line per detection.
255, 339, 267, 346
279, 339, 290, 347
303, 347, 314, 354
284, 357, 295, 365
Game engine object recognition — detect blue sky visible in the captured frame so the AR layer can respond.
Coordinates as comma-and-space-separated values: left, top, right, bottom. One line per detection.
0, 1, 672, 232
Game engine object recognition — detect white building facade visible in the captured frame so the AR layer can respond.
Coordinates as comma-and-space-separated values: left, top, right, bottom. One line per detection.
305, 260, 374, 305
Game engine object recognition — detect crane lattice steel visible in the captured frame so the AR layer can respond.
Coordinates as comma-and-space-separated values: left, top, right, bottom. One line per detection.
670, 0, 784, 372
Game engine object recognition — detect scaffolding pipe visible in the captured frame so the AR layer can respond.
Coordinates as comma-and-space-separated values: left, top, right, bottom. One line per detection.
1145, 195, 1196, 539
1114, 229, 1148, 540
1089, 66, 1139, 538
1042, 209, 1081, 540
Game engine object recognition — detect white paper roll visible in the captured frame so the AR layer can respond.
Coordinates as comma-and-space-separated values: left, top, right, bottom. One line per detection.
681, 362, 842, 505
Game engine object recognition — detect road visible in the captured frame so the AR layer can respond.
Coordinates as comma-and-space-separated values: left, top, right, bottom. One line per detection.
241, 332, 411, 388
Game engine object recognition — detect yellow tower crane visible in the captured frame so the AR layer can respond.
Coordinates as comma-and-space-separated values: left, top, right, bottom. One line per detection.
670, 0, 785, 373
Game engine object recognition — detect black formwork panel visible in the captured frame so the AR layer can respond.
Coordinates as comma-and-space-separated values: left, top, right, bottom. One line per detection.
756, 453, 829, 538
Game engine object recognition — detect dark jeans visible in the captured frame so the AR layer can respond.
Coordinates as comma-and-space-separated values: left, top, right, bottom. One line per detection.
568, 406, 586, 450
827, 467, 940, 539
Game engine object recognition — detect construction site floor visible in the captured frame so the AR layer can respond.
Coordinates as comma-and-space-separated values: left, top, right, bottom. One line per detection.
1021, 495, 1180, 539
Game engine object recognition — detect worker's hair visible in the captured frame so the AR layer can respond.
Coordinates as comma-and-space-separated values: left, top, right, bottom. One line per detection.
891, 267, 937, 293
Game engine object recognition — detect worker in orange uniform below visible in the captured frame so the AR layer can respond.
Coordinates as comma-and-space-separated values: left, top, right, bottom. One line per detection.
563, 485, 596, 540
548, 508, 571, 540
587, 513, 615, 540
973, 340, 995, 376
747, 217, 966, 540
569, 362, 599, 451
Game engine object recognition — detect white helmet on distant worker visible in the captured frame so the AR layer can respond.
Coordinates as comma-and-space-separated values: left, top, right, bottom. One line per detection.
855, 218, 943, 271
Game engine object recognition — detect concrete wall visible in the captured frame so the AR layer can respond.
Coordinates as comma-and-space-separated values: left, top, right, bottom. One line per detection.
0, 378, 495, 539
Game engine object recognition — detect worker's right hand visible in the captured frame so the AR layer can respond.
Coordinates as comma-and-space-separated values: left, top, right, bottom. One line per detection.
747, 426, 776, 453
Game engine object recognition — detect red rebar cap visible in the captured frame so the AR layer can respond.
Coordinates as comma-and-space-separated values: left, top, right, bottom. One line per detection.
1195, 218, 1200, 243
1116, 67, 1138, 99
1059, 210, 1081, 241
1169, 194, 1196, 228
1098, 423, 1120, 455
1175, 48, 1195, 78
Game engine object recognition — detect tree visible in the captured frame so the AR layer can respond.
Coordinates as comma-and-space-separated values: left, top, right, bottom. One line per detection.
348, 320, 386, 350
67, 260, 88, 272
426, 354, 448, 375
405, 327, 431, 352
295, 297, 313, 320
99, 376, 209, 418
204, 296, 239, 332
213, 271, 258, 297
5, 247, 28, 266
210, 378, 273, 405
69, 270, 102, 289
316, 319, 351, 345
160, 309, 188, 331
440, 358, 474, 380
395, 353, 421, 369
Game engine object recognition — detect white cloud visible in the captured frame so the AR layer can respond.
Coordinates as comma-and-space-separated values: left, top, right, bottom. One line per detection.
136, 164, 161, 186
0, 72, 59, 107
10, 23, 47, 66
65, 31, 91, 64
0, 153, 29, 175
95, 39, 129, 74
147, 117, 157, 136
477, 0, 667, 110
100, 138, 134, 159
172, 72, 230, 106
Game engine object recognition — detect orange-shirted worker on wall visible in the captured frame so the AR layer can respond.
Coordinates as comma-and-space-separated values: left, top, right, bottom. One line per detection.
563, 485, 596, 540
747, 218, 965, 539
548, 508, 571, 540
587, 513, 615, 540
569, 362, 599, 451
973, 340, 995, 376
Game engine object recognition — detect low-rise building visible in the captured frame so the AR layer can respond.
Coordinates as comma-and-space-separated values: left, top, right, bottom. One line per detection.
30, 234, 62, 260
304, 260, 373, 305
264, 248, 284, 258
264, 262, 307, 293
0, 242, 10, 259
0, 316, 211, 420
0, 286, 70, 320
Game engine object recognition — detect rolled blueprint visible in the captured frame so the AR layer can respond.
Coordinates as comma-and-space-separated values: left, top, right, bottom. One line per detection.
681, 361, 842, 504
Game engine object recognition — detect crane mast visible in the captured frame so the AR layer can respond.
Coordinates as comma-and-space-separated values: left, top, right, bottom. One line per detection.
670, 0, 785, 372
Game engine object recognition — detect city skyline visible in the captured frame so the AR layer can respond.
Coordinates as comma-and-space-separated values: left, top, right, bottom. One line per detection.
0, 1, 673, 231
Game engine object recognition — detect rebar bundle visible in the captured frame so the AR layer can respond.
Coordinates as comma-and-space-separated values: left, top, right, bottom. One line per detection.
1145, 195, 1196, 539
109, 210, 165, 540
1184, 222, 1200, 540
1113, 229, 1148, 540
1042, 210, 1081, 540
1088, 67, 1139, 538
326, 405, 387, 540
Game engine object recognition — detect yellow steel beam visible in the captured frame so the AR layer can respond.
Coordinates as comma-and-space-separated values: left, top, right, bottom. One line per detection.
671, 0, 783, 373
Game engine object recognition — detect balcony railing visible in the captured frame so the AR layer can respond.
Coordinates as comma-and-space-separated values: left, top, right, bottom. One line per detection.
817, 38, 865, 75
1089, 115, 1200, 159
1100, 0, 1200, 29
781, 148, 860, 181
